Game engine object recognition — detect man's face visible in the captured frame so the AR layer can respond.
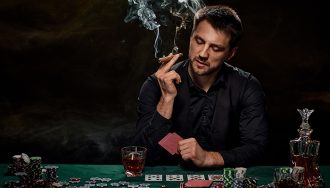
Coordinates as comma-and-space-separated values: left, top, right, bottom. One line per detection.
188, 20, 236, 77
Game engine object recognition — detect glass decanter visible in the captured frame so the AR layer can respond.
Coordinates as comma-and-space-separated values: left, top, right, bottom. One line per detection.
289, 108, 324, 188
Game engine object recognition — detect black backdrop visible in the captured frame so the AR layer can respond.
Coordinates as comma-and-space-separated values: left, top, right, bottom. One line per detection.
1, 0, 329, 165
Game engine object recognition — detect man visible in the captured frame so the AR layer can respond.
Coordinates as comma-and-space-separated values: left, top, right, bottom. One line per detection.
134, 5, 268, 168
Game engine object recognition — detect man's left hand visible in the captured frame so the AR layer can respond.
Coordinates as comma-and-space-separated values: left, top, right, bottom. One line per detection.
177, 138, 224, 167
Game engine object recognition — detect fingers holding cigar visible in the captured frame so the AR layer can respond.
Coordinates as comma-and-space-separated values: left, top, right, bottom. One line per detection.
158, 53, 183, 73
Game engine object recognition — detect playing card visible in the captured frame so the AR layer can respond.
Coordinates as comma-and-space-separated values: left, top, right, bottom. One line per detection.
187, 174, 205, 180
145, 174, 162, 181
158, 132, 183, 155
185, 180, 213, 187
208, 174, 223, 181
166, 174, 184, 181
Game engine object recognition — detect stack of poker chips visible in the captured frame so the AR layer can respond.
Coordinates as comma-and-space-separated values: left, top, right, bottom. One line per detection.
232, 167, 247, 188
5, 154, 48, 187
223, 167, 258, 188
242, 177, 258, 188
223, 167, 236, 188
14, 172, 29, 185
7, 154, 28, 175
44, 165, 59, 183
28, 156, 42, 180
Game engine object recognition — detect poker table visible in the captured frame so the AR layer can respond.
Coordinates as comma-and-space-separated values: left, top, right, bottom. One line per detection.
1, 164, 330, 187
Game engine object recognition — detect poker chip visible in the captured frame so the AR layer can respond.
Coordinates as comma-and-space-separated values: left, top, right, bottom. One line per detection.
243, 177, 258, 188
44, 165, 59, 183
119, 181, 129, 185
278, 167, 292, 174
211, 182, 224, 188
70, 177, 82, 181
110, 182, 120, 187
69, 177, 81, 184
51, 182, 63, 187
9, 154, 26, 175
139, 183, 151, 187
84, 183, 96, 187
233, 177, 244, 188
12, 155, 22, 159
28, 156, 42, 180
21, 153, 30, 164
223, 168, 236, 188
96, 182, 108, 187
58, 181, 70, 186
128, 183, 139, 188
91, 177, 103, 181
235, 167, 247, 178
101, 177, 112, 182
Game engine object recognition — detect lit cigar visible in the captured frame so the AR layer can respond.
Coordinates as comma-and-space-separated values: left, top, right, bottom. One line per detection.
172, 46, 179, 55
158, 51, 182, 64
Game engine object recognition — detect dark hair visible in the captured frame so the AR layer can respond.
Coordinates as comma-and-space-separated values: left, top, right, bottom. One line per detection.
192, 5, 243, 49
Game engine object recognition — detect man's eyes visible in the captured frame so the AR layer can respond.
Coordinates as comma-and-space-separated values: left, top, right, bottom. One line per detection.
195, 36, 223, 52
211, 46, 221, 52
195, 37, 204, 44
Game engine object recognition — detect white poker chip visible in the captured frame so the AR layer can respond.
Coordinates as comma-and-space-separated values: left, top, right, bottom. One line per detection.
44, 165, 59, 170
139, 183, 151, 187
128, 184, 139, 188
90, 177, 102, 181
110, 182, 120, 187
21, 153, 30, 164
101, 178, 112, 182
51, 182, 63, 187
118, 181, 129, 185
12, 155, 22, 160
14, 172, 28, 176
58, 181, 70, 186
96, 183, 107, 187
234, 167, 247, 178
84, 183, 96, 187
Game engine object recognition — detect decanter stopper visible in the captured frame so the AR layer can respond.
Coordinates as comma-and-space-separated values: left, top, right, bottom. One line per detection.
297, 108, 314, 140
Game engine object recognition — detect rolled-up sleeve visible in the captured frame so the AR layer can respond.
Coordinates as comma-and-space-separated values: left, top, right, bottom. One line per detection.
133, 75, 172, 163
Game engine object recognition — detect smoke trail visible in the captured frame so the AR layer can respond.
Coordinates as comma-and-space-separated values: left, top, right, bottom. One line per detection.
124, 0, 205, 58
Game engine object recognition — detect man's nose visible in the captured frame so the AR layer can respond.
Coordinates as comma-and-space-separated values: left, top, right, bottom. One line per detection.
199, 46, 209, 61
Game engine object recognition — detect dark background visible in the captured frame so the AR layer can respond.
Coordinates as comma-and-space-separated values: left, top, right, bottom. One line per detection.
0, 0, 329, 165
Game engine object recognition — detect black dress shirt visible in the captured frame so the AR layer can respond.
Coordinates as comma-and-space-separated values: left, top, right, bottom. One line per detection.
134, 60, 268, 167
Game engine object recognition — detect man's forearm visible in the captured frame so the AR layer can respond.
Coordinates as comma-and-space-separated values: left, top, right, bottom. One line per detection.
203, 151, 225, 167
156, 96, 175, 119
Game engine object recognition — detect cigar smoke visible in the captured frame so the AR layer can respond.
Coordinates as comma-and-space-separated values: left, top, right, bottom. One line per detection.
124, 0, 204, 58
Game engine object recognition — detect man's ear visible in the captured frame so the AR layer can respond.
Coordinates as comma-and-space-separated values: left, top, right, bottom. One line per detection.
226, 47, 238, 61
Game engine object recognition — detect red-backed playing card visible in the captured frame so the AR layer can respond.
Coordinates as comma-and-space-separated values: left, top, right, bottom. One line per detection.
158, 132, 183, 155
185, 180, 213, 187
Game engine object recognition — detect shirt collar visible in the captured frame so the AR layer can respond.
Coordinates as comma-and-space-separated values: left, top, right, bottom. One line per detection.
185, 60, 227, 92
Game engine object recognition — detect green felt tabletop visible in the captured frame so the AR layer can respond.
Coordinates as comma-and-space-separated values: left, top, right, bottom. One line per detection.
1, 164, 329, 187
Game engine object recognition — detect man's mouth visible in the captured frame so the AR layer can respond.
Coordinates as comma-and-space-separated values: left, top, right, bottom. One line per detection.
195, 58, 208, 68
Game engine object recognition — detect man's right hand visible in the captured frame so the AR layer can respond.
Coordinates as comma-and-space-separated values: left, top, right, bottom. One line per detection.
155, 53, 182, 119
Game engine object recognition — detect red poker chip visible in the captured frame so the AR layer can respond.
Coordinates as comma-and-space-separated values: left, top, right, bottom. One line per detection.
69, 177, 81, 181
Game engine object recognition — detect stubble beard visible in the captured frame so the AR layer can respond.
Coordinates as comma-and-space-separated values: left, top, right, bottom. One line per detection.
189, 58, 219, 78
